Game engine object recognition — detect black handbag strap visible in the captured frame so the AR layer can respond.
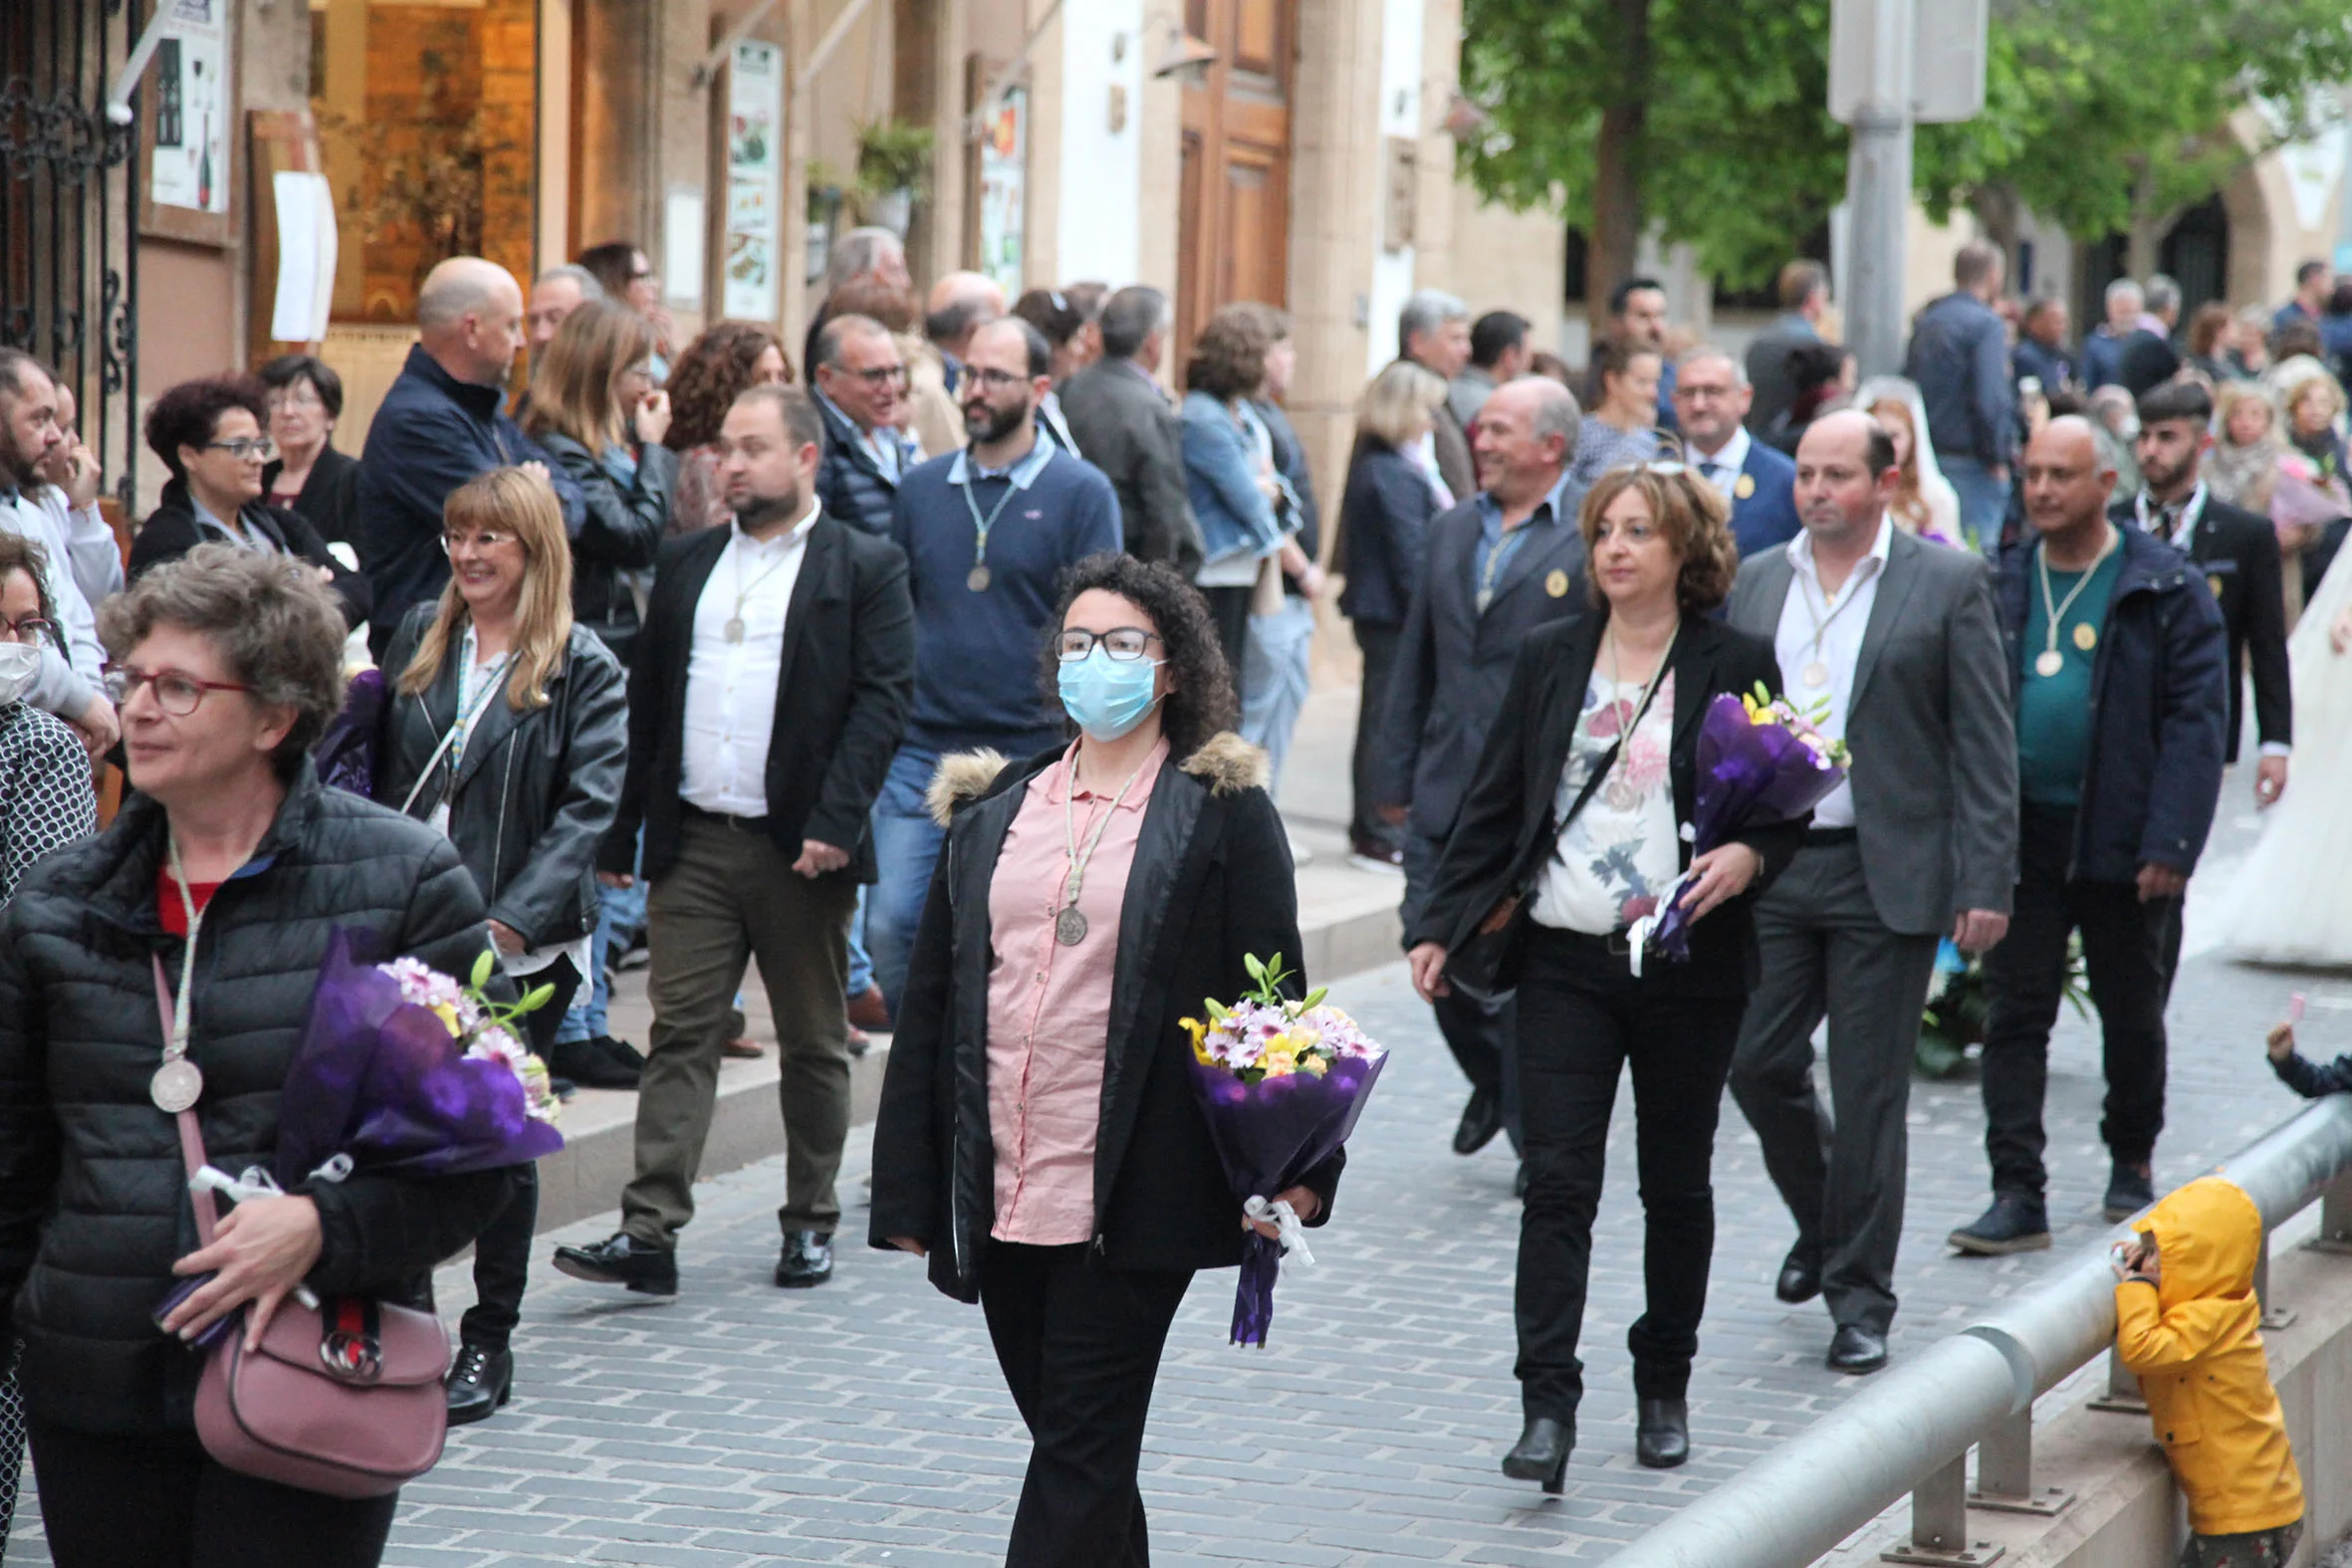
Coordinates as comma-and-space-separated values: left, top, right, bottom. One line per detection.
1542, 638, 1677, 867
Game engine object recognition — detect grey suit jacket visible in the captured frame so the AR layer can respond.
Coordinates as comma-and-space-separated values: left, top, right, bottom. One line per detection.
1726, 528, 2018, 934
1058, 357, 1204, 571
1376, 489, 1589, 840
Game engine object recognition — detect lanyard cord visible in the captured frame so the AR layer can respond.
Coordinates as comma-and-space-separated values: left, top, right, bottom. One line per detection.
397, 631, 514, 816
960, 468, 1024, 568
2035, 528, 2120, 657
163, 837, 203, 1064
733, 531, 799, 620
1596, 620, 1681, 790
1796, 557, 1875, 665
1059, 745, 1155, 913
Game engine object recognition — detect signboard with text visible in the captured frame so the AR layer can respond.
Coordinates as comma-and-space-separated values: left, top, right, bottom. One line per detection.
724, 41, 783, 323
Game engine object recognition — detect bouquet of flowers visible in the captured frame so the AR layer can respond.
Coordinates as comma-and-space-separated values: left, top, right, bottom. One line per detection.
264, 932, 564, 1193
1630, 685, 1850, 968
1184, 954, 1387, 1347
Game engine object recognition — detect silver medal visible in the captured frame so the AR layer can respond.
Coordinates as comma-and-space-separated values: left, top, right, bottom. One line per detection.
723, 616, 746, 643
150, 1057, 204, 1114
2034, 648, 2065, 678
968, 564, 992, 592
1801, 661, 1829, 689
1054, 906, 1089, 946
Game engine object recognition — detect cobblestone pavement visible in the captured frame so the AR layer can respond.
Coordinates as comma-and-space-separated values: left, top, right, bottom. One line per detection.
8, 797, 2349, 1566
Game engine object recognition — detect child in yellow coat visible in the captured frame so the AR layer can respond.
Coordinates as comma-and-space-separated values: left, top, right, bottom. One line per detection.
2112, 1175, 2304, 1568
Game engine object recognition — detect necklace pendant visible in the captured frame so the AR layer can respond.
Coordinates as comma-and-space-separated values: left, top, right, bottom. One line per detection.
968, 564, 992, 592
2034, 648, 2065, 678
150, 1057, 204, 1114
723, 616, 747, 643
1801, 660, 1830, 689
1054, 906, 1089, 946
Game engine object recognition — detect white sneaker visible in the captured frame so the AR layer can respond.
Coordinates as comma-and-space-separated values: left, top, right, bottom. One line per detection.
1286, 832, 1315, 868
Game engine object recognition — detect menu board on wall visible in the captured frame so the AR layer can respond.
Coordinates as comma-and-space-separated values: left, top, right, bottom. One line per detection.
975, 87, 1027, 296
724, 41, 784, 324
141, 0, 235, 245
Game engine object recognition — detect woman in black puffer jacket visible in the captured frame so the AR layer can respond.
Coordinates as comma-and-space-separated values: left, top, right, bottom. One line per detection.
0, 544, 514, 1568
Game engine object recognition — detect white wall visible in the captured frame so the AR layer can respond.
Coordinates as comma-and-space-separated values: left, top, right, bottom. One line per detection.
1363, 0, 1423, 377
1054, 0, 1144, 286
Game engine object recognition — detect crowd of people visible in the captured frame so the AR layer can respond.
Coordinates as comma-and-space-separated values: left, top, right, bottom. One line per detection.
0, 218, 2348, 1565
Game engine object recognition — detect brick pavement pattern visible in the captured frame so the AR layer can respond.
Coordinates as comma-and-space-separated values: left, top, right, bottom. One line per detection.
6, 808, 2343, 1566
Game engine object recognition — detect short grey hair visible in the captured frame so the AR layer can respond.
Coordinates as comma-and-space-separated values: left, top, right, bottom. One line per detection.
815, 313, 893, 370
1398, 289, 1469, 357
2105, 277, 2145, 310
1676, 344, 1749, 386
1099, 286, 1172, 360
534, 263, 603, 301
1516, 374, 1582, 454
2144, 273, 2182, 315
827, 226, 904, 292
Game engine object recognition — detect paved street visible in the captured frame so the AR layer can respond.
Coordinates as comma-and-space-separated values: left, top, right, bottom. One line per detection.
6, 784, 2345, 1566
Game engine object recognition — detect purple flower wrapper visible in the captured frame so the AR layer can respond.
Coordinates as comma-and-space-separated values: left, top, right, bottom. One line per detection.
314, 668, 385, 798
1644, 693, 1848, 963
273, 930, 563, 1188
1186, 1051, 1386, 1346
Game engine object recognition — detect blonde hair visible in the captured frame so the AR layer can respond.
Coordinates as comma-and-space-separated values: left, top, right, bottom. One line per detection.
1357, 360, 1447, 449
2288, 373, 2346, 425
1869, 397, 1930, 535
521, 299, 656, 452
2215, 381, 2277, 444
398, 468, 575, 711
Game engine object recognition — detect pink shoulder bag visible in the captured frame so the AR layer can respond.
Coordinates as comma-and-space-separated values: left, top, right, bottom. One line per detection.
155, 958, 453, 1499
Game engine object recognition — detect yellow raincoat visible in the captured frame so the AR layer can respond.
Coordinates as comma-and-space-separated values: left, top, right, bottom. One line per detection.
2114, 1177, 2303, 1536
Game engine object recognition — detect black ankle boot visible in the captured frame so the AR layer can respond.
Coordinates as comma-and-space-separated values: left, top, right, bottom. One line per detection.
1501, 1415, 1574, 1493
1635, 1397, 1689, 1467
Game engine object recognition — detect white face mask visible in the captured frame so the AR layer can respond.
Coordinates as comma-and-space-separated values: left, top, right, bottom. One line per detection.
0, 640, 38, 706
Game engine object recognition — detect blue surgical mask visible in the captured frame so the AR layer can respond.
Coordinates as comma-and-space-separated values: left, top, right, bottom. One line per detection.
1057, 647, 1163, 742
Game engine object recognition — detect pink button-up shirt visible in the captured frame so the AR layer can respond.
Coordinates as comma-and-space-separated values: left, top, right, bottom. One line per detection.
985, 739, 1168, 1245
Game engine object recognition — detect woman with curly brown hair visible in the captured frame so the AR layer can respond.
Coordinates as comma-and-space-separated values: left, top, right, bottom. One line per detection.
871, 552, 1342, 1567
1409, 465, 1803, 1484
662, 321, 793, 536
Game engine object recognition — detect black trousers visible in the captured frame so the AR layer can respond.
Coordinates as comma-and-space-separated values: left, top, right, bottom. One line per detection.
1400, 832, 1523, 1151
460, 955, 580, 1349
1201, 585, 1253, 705
1515, 928, 1748, 1418
27, 1421, 396, 1568
979, 1240, 1192, 1568
1981, 804, 2183, 1201
1347, 618, 1402, 848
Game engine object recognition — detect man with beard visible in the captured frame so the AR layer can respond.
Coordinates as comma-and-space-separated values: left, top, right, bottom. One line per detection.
863, 317, 1122, 1010
0, 350, 117, 756
554, 384, 914, 1296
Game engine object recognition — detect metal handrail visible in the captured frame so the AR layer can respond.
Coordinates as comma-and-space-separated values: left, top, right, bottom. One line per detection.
1605, 1094, 2352, 1568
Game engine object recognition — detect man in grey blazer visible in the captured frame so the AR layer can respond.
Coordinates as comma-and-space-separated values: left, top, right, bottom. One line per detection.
1725, 410, 2018, 1374
1377, 376, 1590, 1164
1058, 285, 1203, 571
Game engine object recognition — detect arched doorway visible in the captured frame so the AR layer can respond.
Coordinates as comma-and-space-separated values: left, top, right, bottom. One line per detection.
2159, 194, 2230, 318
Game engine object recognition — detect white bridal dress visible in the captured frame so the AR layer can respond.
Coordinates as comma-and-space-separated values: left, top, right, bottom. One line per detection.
2219, 540, 2352, 967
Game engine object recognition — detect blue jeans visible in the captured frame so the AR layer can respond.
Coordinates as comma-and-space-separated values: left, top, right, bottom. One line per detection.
556, 830, 646, 1044
846, 885, 874, 998
1241, 596, 1315, 791
1939, 454, 2009, 553
866, 745, 944, 1014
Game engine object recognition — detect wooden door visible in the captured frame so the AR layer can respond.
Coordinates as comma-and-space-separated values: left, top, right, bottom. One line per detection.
1176, 0, 1294, 369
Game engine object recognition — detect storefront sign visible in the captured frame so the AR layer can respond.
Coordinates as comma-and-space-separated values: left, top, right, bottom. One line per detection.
724, 41, 784, 323
976, 87, 1026, 295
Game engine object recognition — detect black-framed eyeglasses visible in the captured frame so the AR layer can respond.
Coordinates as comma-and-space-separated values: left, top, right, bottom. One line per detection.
0, 614, 54, 643
1056, 627, 1163, 662
205, 437, 278, 462
104, 665, 254, 717
965, 366, 1027, 393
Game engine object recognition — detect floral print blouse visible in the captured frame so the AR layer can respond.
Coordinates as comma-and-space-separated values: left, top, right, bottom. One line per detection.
1529, 669, 1680, 935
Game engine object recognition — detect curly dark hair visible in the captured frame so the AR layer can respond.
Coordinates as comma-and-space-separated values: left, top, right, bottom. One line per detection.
1576, 465, 1740, 614
665, 321, 793, 452
1184, 302, 1279, 400
1039, 553, 1238, 758
144, 374, 269, 481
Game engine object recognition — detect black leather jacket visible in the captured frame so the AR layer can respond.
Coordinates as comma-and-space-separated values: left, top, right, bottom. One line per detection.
374, 607, 629, 952
533, 431, 677, 666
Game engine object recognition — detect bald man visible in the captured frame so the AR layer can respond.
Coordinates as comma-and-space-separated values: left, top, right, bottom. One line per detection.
1949, 415, 2226, 1257
358, 257, 585, 653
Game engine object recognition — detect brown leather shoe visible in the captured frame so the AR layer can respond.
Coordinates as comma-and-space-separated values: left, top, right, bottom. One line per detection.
721, 1035, 763, 1059
846, 985, 890, 1031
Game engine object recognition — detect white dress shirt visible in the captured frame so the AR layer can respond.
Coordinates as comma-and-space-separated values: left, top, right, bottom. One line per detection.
680, 500, 821, 817
1, 487, 104, 683
1690, 426, 1753, 506
1772, 516, 1893, 829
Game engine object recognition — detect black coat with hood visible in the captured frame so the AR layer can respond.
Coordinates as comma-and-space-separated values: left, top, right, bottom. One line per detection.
868, 732, 1343, 1303
374, 603, 629, 955
0, 761, 515, 1437
533, 431, 678, 666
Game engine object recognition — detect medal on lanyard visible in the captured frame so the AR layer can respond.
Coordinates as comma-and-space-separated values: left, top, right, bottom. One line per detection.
153, 838, 208, 1113
962, 460, 1022, 592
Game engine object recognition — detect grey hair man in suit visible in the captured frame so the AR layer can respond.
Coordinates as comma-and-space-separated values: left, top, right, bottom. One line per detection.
1724, 408, 2018, 1374
1058, 285, 1203, 571
1379, 375, 1590, 1166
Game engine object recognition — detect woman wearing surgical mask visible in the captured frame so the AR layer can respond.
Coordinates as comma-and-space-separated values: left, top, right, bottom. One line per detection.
0, 531, 97, 906
870, 553, 1345, 1567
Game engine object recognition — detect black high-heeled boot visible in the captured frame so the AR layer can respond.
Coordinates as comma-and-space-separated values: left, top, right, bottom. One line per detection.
1635, 1397, 1689, 1468
1501, 1415, 1574, 1493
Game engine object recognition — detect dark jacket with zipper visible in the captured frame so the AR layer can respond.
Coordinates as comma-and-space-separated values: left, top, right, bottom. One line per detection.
814, 388, 903, 538
533, 430, 678, 668
131, 478, 371, 629
261, 443, 361, 549
602, 511, 915, 886
2110, 491, 2290, 765
868, 733, 1344, 1303
1409, 610, 1807, 996
0, 761, 514, 1436
373, 605, 628, 953
1995, 525, 2228, 882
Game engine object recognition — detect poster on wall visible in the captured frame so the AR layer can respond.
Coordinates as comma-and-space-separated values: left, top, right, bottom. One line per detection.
142, 0, 234, 244
724, 41, 784, 324
975, 87, 1026, 295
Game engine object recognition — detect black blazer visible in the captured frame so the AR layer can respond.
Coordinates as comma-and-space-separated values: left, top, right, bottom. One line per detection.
601, 513, 915, 885
1410, 610, 1807, 995
2112, 493, 2290, 763
868, 734, 1341, 1303
260, 444, 360, 549
131, 480, 371, 629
